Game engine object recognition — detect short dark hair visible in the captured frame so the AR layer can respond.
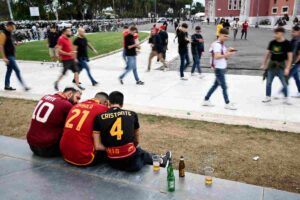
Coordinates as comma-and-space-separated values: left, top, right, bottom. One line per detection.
274, 27, 285, 33
95, 92, 109, 100
220, 28, 229, 35
62, 27, 70, 33
124, 25, 129, 29
181, 23, 188, 29
6, 21, 15, 26
63, 87, 77, 93
109, 91, 124, 106
292, 26, 300, 31
129, 26, 137, 32
195, 26, 201, 31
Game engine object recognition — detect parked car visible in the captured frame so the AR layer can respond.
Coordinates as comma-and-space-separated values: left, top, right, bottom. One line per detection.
157, 17, 167, 23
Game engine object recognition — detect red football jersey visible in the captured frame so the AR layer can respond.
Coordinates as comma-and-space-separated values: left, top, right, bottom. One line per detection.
60, 99, 108, 166
27, 94, 73, 148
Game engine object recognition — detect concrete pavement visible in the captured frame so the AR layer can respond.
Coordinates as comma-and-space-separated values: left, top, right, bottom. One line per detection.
0, 32, 300, 133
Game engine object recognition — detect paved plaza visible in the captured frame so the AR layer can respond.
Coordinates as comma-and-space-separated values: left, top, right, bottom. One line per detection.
0, 135, 299, 200
0, 27, 300, 132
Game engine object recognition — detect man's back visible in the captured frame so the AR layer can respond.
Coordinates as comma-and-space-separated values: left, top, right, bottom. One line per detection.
27, 94, 72, 148
60, 99, 108, 165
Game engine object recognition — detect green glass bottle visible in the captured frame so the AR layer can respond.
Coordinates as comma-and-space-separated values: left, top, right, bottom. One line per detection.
167, 160, 175, 192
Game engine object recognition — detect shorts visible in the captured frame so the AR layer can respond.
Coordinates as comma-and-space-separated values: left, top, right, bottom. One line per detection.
30, 141, 61, 158
49, 48, 58, 57
62, 60, 79, 75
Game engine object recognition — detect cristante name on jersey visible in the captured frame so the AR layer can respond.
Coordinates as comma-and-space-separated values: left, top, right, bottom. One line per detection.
101, 110, 132, 120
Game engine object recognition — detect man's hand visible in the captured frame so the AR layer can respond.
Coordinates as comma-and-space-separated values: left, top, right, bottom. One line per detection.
3, 58, 9, 64
284, 67, 290, 76
225, 51, 235, 58
260, 64, 266, 70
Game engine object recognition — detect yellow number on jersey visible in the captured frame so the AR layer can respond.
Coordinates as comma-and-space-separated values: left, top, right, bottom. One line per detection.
65, 109, 90, 131
110, 117, 123, 140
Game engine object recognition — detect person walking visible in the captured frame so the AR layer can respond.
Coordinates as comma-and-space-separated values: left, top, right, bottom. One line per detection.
203, 28, 237, 110
191, 26, 204, 78
232, 18, 240, 41
0, 21, 30, 91
241, 20, 249, 40
288, 26, 300, 97
119, 26, 144, 85
73, 28, 98, 86
261, 27, 292, 104
54, 27, 84, 91
47, 25, 60, 67
216, 21, 223, 39
177, 23, 190, 80
147, 28, 168, 72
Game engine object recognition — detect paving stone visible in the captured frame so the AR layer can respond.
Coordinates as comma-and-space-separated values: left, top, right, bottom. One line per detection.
263, 188, 300, 200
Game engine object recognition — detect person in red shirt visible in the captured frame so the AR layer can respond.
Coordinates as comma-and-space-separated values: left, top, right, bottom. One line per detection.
241, 20, 249, 40
27, 87, 82, 157
54, 27, 84, 91
60, 92, 109, 166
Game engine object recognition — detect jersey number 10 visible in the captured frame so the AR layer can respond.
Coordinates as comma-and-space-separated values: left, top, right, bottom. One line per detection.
32, 101, 54, 123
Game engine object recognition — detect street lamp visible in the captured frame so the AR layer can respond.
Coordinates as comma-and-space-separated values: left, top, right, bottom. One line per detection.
6, 0, 14, 20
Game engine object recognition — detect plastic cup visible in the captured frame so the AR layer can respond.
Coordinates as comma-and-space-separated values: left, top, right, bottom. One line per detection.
152, 155, 160, 172
204, 166, 214, 186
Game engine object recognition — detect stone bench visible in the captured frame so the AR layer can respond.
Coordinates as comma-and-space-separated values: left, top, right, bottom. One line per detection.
0, 135, 299, 200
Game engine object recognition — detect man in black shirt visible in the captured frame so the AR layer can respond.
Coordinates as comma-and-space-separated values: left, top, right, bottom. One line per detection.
261, 27, 292, 104
191, 26, 204, 77
0, 21, 30, 91
119, 26, 144, 85
159, 25, 169, 60
47, 26, 59, 67
177, 23, 190, 80
93, 91, 171, 172
73, 28, 98, 86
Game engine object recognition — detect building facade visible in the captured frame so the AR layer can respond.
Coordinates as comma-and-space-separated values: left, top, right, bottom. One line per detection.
205, 0, 300, 25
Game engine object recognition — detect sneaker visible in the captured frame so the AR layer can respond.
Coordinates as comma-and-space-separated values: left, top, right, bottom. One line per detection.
77, 85, 85, 91
225, 103, 237, 110
262, 96, 271, 103
160, 151, 172, 168
283, 97, 292, 105
202, 100, 214, 107
24, 87, 31, 92
92, 81, 98, 86
136, 80, 145, 85
119, 78, 124, 85
199, 74, 205, 79
181, 77, 188, 81
72, 79, 82, 85
54, 82, 59, 91
4, 86, 16, 91
292, 93, 300, 98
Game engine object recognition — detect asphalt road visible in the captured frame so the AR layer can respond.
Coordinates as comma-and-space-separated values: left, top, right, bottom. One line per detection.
138, 22, 288, 76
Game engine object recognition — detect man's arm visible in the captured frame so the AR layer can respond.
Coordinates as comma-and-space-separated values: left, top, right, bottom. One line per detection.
261, 50, 271, 69
93, 132, 106, 151
285, 52, 293, 75
0, 33, 8, 64
134, 129, 140, 147
88, 42, 98, 53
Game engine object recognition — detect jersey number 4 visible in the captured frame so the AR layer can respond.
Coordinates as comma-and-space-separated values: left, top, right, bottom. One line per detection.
65, 109, 90, 131
110, 117, 123, 140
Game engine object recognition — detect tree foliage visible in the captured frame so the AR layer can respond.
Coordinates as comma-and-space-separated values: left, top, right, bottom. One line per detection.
3, 0, 193, 20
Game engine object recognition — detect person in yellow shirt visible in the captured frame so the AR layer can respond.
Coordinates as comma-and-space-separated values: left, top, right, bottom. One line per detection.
216, 22, 223, 39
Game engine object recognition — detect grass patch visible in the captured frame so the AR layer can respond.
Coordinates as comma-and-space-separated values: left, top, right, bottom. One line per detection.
15, 32, 149, 61
0, 97, 299, 193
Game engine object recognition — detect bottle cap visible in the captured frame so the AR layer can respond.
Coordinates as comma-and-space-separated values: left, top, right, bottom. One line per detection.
180, 156, 184, 160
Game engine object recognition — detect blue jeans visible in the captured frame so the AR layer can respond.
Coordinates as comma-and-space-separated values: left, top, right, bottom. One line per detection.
5, 56, 25, 88
120, 56, 140, 81
205, 68, 230, 104
122, 49, 128, 69
192, 54, 202, 74
289, 64, 300, 92
78, 57, 97, 84
266, 68, 288, 97
179, 52, 188, 77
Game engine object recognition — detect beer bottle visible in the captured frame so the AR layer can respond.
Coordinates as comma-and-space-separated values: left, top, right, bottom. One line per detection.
167, 160, 175, 192
179, 156, 185, 177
